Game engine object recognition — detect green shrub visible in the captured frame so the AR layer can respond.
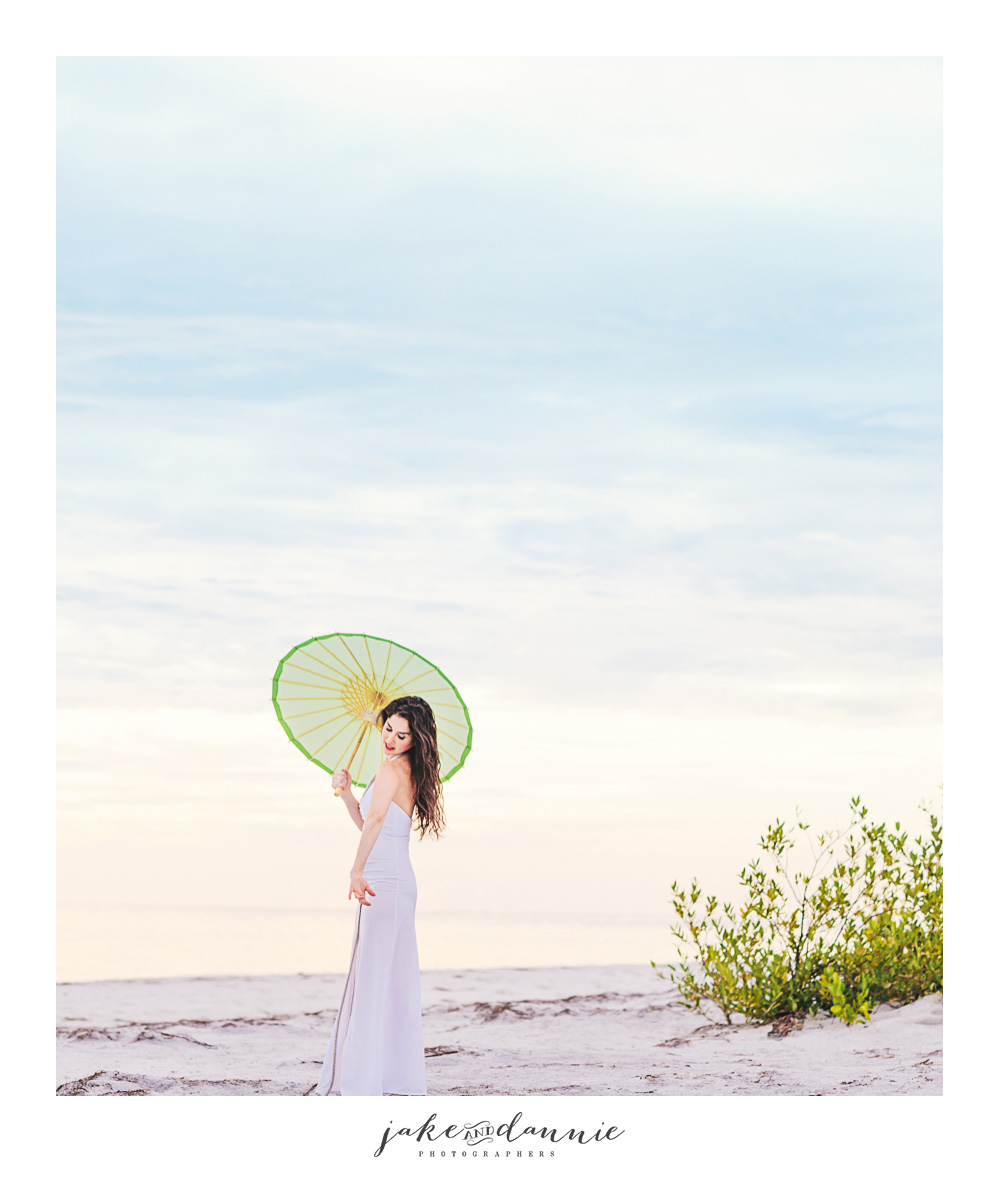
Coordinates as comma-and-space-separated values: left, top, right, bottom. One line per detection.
652, 795, 942, 1026
819, 966, 871, 1026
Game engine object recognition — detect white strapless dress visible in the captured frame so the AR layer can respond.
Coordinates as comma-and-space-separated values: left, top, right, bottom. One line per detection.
316, 768, 427, 1096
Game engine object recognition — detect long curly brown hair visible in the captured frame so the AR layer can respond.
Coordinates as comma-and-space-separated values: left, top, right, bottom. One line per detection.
378, 695, 446, 839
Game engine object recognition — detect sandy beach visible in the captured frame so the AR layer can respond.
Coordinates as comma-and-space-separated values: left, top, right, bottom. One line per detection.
56, 963, 942, 1096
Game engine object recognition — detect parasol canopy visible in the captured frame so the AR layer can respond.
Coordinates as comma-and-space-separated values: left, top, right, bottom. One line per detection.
272, 632, 472, 788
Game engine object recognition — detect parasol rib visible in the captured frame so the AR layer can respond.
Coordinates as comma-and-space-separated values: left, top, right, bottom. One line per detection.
311, 715, 366, 757
337, 634, 379, 691
379, 641, 394, 689
382, 666, 438, 695
279, 678, 352, 691
282, 663, 349, 687
278, 695, 350, 702
297, 647, 354, 683
314, 638, 365, 682
283, 704, 349, 721
362, 635, 379, 687
354, 722, 377, 778
398, 686, 463, 700
295, 712, 357, 739
379, 650, 416, 695
434, 715, 469, 737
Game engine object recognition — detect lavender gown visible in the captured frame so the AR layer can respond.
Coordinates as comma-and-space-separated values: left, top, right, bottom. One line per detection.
316, 763, 427, 1096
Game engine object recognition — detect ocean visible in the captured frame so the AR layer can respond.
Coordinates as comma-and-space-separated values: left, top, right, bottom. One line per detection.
57, 903, 680, 982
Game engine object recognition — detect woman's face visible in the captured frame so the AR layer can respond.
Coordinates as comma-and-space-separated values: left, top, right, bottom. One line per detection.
382, 714, 413, 758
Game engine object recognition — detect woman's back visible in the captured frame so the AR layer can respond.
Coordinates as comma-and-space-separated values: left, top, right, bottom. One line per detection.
360, 784, 415, 838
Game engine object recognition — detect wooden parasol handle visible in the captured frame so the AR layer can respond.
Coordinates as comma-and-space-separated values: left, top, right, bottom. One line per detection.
333, 724, 371, 796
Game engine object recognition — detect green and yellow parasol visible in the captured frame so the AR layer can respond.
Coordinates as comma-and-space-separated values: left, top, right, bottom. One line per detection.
271, 632, 472, 788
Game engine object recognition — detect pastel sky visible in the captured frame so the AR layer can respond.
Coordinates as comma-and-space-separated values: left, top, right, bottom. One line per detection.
57, 57, 941, 979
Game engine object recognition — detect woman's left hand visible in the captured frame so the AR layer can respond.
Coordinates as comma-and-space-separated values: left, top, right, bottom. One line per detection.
348, 873, 376, 906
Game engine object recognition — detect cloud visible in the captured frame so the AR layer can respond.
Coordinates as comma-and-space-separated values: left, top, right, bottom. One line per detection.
58, 57, 941, 223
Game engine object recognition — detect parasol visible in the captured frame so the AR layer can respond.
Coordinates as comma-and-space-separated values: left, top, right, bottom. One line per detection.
271, 632, 472, 788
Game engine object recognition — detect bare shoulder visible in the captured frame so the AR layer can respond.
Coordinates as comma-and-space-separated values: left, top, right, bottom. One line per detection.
373, 759, 408, 788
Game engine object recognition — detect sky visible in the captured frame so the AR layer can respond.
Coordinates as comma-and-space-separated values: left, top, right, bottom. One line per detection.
56, 56, 941, 979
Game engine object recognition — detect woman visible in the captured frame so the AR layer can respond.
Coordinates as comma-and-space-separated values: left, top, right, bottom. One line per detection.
316, 695, 445, 1096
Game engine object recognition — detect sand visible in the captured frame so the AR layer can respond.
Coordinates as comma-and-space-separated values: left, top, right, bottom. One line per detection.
56, 964, 942, 1096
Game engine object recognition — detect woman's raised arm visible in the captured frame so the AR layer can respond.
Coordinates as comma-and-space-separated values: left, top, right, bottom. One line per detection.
332, 769, 364, 832
347, 764, 402, 905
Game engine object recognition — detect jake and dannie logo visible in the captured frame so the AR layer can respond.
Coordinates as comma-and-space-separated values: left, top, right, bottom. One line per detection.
375, 1111, 624, 1158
